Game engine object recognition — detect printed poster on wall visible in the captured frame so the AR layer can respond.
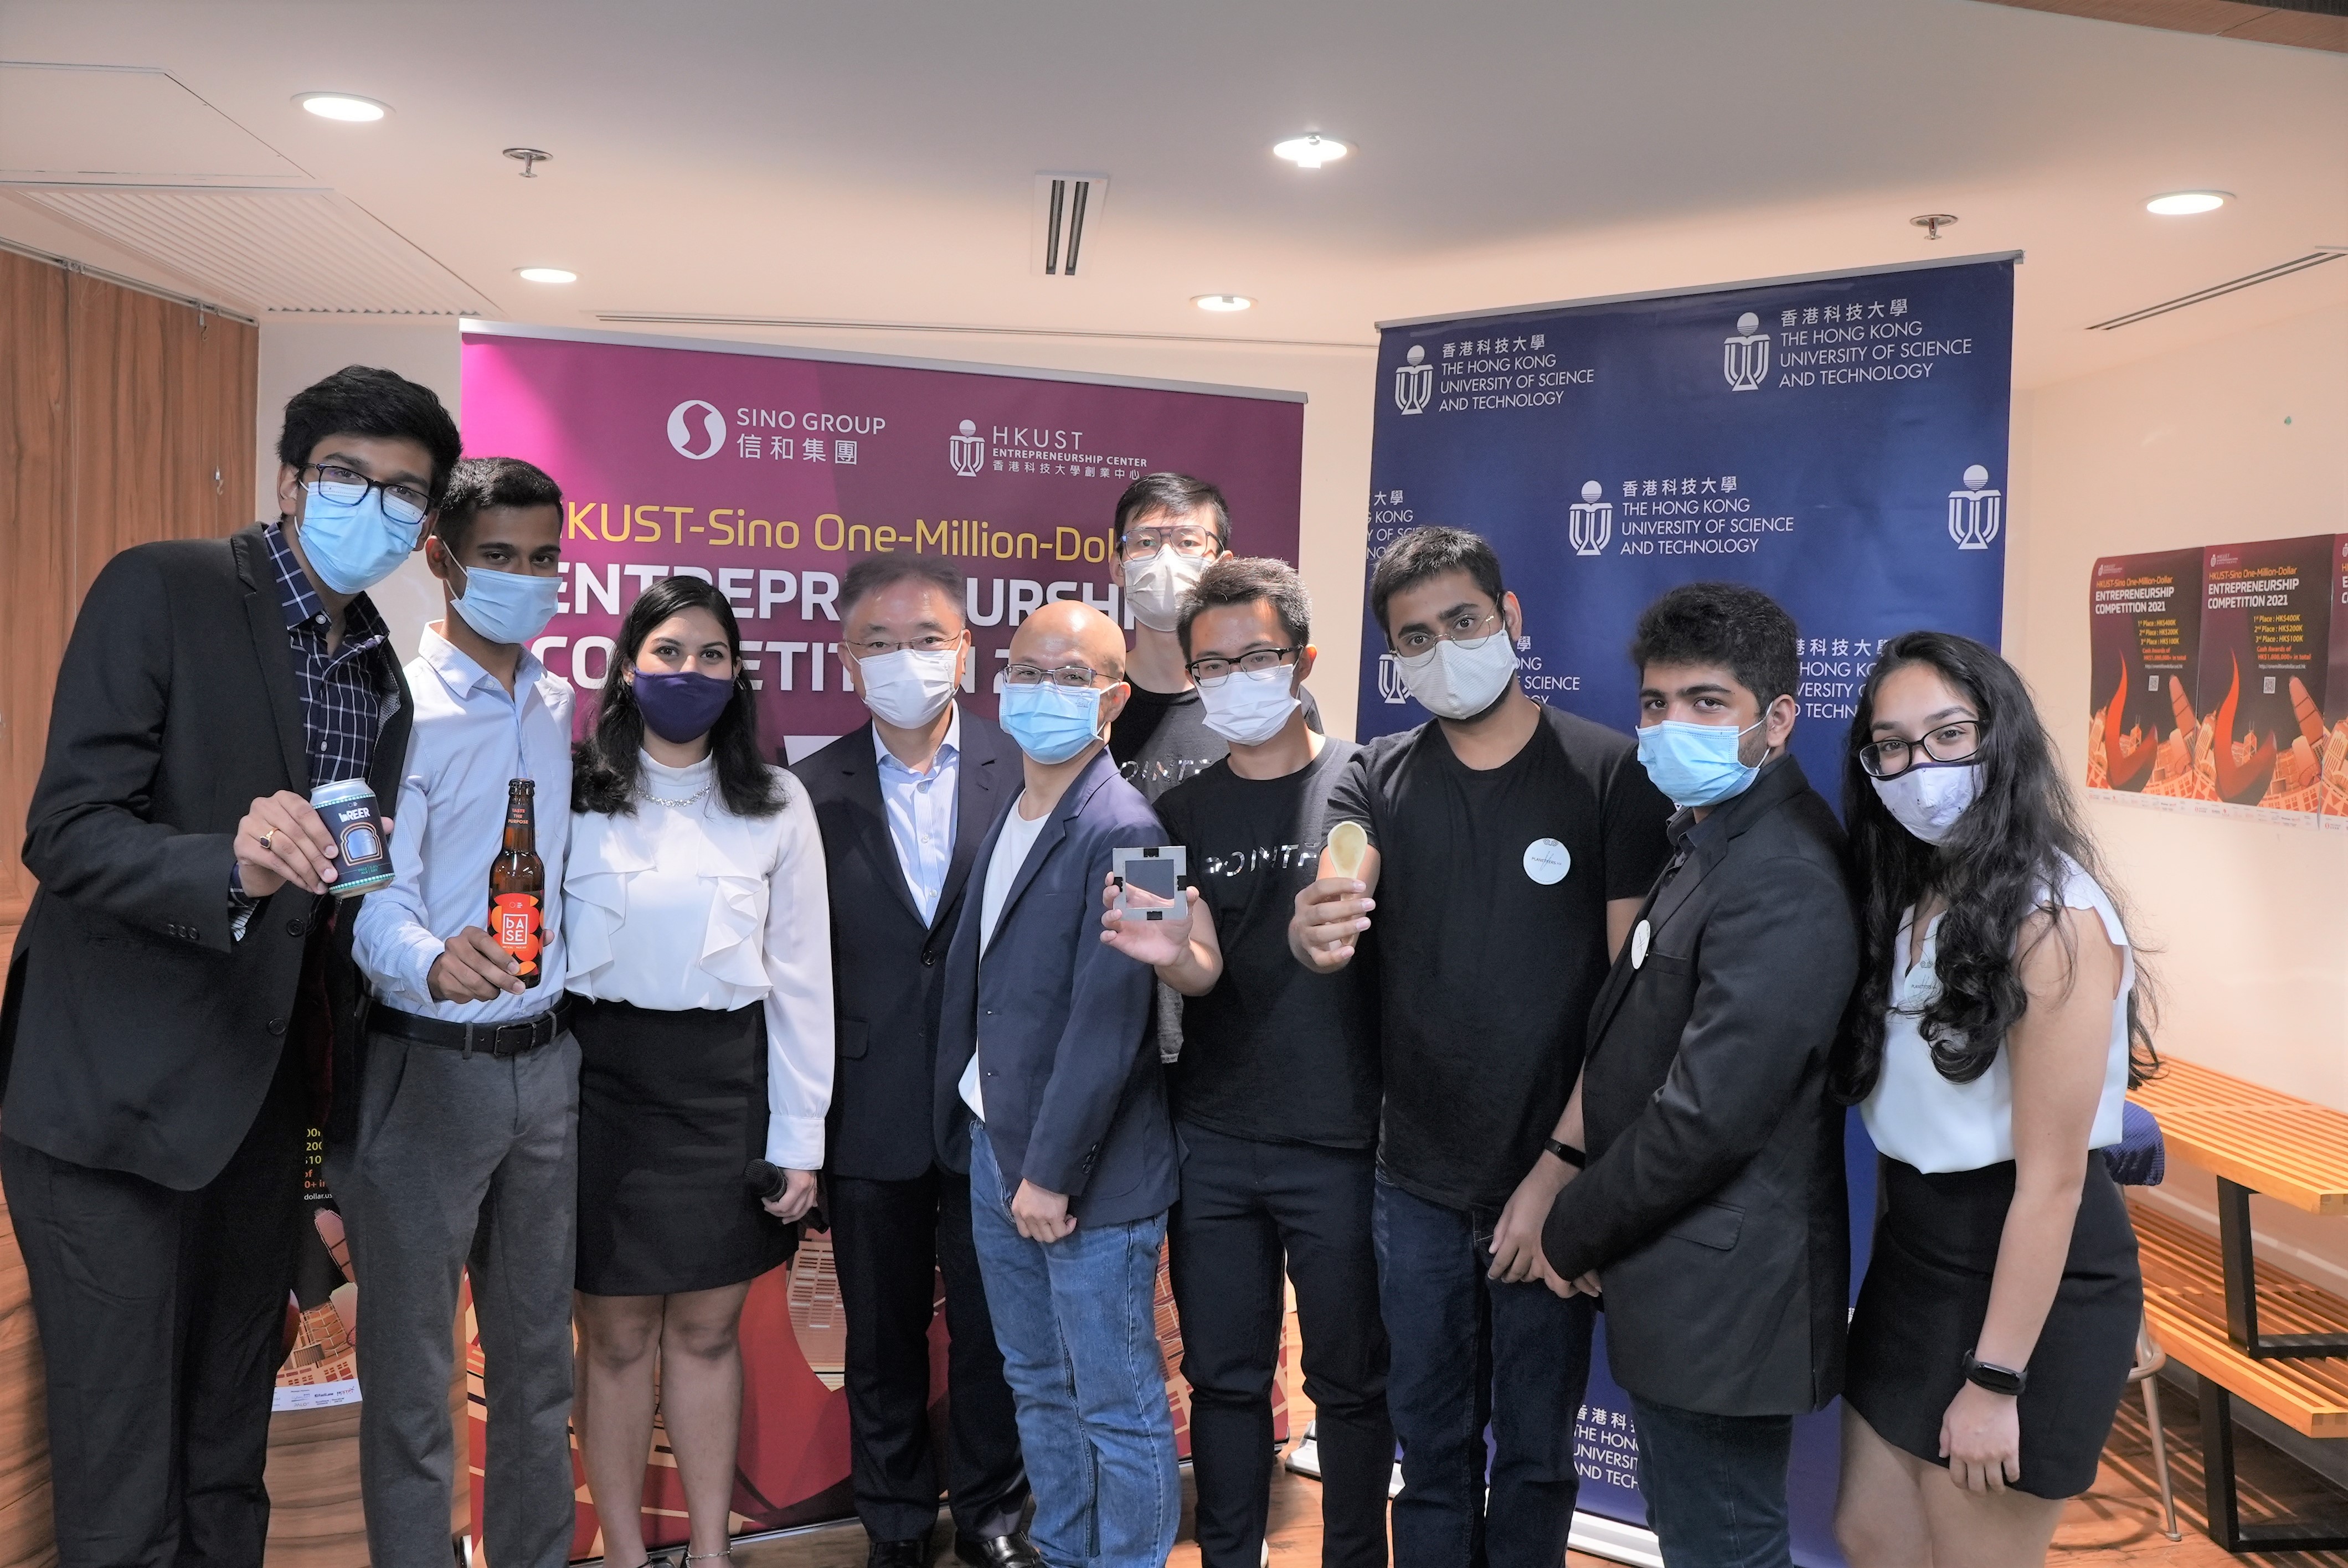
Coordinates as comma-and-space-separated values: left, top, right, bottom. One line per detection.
2197, 535, 2332, 818
2086, 548, 2204, 799
1361, 255, 2015, 1568
457, 322, 1306, 1555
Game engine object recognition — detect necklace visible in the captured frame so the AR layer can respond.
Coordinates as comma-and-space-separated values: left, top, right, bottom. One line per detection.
639, 777, 715, 810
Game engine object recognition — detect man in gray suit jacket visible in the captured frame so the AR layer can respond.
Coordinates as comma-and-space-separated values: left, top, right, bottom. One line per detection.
1539, 582, 1860, 1568
935, 601, 1181, 1568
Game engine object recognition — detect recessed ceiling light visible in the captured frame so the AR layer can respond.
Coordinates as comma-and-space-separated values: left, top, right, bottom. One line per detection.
1194, 294, 1253, 312
516, 267, 578, 285
2147, 190, 2229, 216
296, 93, 388, 122
1273, 134, 1348, 170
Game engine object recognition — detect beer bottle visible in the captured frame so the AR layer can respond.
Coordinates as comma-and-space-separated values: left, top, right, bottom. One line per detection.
487, 779, 545, 989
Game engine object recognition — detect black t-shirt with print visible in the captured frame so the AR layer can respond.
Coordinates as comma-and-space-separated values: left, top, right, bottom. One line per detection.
1110, 682, 1325, 803
1154, 740, 1379, 1148
1326, 706, 1674, 1211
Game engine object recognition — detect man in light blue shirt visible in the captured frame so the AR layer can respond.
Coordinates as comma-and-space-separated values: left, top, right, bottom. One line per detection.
337, 457, 579, 1568
876, 703, 959, 922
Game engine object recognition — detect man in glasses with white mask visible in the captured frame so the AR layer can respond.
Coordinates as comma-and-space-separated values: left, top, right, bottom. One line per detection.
1114, 557, 1389, 1568
1106, 472, 1321, 802
3, 365, 453, 1566
1290, 525, 1672, 1568
794, 556, 1041, 1568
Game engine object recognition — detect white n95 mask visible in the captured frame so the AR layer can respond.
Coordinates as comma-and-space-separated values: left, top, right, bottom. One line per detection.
1123, 548, 1212, 632
1198, 667, 1301, 746
856, 647, 961, 729
1397, 635, 1517, 720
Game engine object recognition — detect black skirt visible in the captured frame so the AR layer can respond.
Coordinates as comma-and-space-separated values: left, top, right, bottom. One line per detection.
1845, 1156, 2141, 1500
574, 998, 800, 1296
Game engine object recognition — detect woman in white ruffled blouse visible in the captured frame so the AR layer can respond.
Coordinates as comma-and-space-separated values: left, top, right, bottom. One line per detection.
564, 575, 833, 1568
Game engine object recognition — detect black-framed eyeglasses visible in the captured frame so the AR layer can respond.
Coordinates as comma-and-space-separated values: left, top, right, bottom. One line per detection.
305, 463, 434, 528
1186, 646, 1303, 686
1003, 662, 1109, 689
845, 633, 962, 657
1857, 720, 1984, 780
1393, 610, 1505, 659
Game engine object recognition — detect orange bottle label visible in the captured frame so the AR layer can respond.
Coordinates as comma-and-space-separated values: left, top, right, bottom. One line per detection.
490, 893, 543, 975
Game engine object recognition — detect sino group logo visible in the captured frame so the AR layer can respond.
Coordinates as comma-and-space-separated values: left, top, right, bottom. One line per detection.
1394, 345, 1433, 415
667, 399, 726, 460
1948, 465, 2002, 550
949, 419, 987, 477
1722, 313, 1770, 393
1567, 481, 1612, 558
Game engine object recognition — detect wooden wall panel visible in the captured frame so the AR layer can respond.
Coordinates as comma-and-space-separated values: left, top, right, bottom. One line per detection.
0, 250, 260, 1568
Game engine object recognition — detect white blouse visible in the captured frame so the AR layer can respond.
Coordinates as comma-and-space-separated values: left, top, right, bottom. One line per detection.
564, 753, 835, 1170
1861, 854, 2133, 1175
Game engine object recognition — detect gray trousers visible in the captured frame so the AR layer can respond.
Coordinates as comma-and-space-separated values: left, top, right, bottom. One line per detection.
323, 1027, 581, 1568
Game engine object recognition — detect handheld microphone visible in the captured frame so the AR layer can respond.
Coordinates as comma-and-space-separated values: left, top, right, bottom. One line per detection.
745, 1159, 786, 1200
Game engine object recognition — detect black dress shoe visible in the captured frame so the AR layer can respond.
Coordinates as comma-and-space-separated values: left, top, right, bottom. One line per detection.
954, 1535, 1044, 1568
867, 1539, 930, 1568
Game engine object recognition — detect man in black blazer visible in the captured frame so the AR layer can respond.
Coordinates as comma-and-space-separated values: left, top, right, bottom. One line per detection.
1538, 582, 1859, 1568
794, 557, 1038, 1568
934, 601, 1180, 1568
0, 366, 457, 1568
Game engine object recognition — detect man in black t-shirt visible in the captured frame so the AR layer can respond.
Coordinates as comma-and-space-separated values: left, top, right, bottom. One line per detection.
1104, 558, 1388, 1568
1290, 527, 1674, 1568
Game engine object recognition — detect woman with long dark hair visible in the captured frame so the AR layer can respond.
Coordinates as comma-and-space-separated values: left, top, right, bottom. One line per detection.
1833, 631, 2153, 1568
564, 575, 832, 1568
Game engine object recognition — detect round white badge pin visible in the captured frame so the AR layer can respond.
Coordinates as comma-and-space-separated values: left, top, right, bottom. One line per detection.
1631, 919, 1652, 970
1523, 838, 1571, 885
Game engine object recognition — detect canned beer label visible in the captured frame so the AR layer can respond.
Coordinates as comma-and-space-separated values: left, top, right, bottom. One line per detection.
490, 893, 543, 977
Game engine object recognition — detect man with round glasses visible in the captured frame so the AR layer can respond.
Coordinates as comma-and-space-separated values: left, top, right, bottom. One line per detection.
3, 365, 457, 1565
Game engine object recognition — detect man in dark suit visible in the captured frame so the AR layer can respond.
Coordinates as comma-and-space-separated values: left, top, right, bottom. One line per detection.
0, 364, 459, 1568
795, 556, 1038, 1568
1538, 582, 1860, 1568
934, 601, 1180, 1568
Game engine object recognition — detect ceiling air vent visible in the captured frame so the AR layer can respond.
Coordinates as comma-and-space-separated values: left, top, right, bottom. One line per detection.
2087, 249, 2347, 330
1032, 173, 1106, 277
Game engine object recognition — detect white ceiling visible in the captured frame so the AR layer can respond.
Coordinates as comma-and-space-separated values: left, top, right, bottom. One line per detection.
1, 0, 2342, 386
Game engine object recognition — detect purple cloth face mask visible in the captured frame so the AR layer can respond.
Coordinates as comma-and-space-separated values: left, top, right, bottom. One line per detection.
631, 668, 735, 743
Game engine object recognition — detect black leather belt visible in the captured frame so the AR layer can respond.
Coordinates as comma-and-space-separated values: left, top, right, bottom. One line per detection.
373, 1000, 574, 1059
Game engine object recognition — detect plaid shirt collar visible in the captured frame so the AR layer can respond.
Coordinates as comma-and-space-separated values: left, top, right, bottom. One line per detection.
264, 522, 391, 652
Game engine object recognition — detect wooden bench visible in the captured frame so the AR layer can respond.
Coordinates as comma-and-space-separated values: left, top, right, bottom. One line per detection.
2130, 1059, 2348, 1550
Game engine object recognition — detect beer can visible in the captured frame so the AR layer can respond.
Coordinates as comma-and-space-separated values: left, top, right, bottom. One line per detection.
310, 779, 394, 899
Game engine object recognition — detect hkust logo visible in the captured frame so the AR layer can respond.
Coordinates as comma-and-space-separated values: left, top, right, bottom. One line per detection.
1567, 480, 1612, 558
1394, 345, 1433, 415
666, 399, 727, 461
1722, 313, 1770, 393
949, 419, 987, 477
1378, 652, 1410, 705
1947, 465, 2002, 550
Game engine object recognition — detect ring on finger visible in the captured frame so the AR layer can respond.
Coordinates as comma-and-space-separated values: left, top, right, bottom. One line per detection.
258, 829, 275, 852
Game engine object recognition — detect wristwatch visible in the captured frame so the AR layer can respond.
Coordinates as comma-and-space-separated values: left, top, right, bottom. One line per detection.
1960, 1352, 2027, 1396
1544, 1138, 1586, 1170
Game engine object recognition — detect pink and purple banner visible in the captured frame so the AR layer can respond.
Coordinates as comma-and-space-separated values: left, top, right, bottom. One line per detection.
461, 322, 1307, 758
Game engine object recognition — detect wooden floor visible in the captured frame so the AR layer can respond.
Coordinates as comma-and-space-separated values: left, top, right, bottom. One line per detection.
719, 1304, 2348, 1568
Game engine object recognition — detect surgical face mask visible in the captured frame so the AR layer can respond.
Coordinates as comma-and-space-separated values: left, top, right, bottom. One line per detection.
1122, 546, 1213, 632
1397, 635, 1517, 720
447, 558, 562, 647
1198, 666, 1301, 747
1871, 764, 1984, 845
295, 482, 421, 595
631, 668, 736, 744
999, 680, 1109, 765
856, 646, 961, 729
1636, 719, 1764, 809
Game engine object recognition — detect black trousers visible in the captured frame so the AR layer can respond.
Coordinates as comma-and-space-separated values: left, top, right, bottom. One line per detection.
1, 1042, 305, 1568
828, 1166, 1029, 1542
1167, 1122, 1392, 1568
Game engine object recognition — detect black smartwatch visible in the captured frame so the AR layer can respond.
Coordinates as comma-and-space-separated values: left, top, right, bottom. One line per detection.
1960, 1352, 2027, 1396
1544, 1138, 1586, 1170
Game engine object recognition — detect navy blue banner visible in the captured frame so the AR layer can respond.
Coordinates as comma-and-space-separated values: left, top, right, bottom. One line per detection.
1360, 258, 2014, 1567
1359, 255, 2014, 796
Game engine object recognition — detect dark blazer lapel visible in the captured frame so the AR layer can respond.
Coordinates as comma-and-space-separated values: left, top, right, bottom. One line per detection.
935, 723, 1001, 935
839, 723, 926, 927
234, 528, 311, 792
991, 747, 1113, 935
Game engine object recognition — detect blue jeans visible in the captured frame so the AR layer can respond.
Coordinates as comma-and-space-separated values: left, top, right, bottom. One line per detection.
1628, 1395, 1794, 1568
969, 1127, 1179, 1568
1373, 1172, 1594, 1568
